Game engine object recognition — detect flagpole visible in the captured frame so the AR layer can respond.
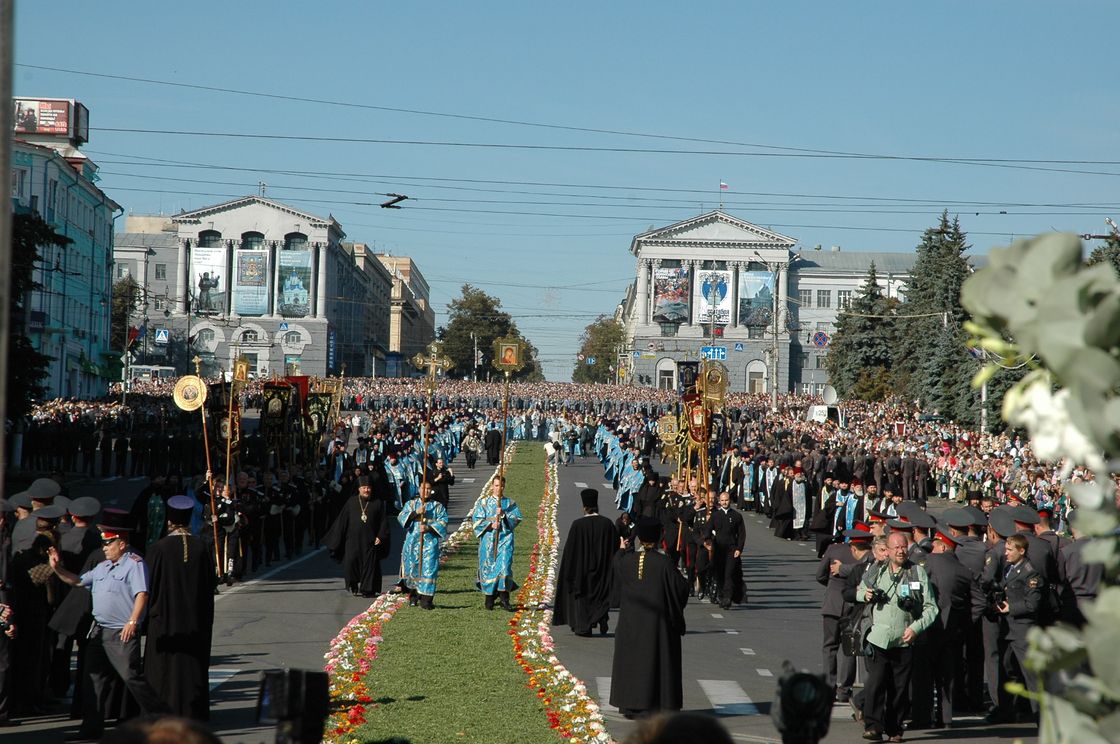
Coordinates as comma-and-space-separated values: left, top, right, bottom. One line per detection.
719, 179, 723, 210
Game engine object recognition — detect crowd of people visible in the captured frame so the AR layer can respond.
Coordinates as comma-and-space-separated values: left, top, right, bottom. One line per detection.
2, 376, 1112, 741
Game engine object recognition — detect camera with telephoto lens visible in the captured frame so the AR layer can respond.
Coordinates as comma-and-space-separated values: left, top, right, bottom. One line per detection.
982, 579, 1006, 609
869, 588, 890, 606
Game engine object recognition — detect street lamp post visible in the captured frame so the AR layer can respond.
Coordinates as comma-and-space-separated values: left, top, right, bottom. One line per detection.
754, 251, 801, 413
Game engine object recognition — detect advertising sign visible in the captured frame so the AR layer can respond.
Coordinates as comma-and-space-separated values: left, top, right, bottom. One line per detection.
234, 250, 270, 316
191, 246, 227, 315
13, 99, 70, 136
694, 269, 732, 324
278, 250, 312, 317
651, 267, 690, 324
738, 270, 775, 327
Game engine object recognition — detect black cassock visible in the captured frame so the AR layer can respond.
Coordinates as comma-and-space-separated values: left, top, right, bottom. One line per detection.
324, 494, 390, 595
552, 514, 618, 634
769, 476, 793, 537
144, 533, 217, 721
484, 429, 502, 466
609, 549, 689, 714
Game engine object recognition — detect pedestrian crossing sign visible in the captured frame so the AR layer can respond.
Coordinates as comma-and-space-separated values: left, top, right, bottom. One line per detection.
279, 322, 289, 331
154, 328, 170, 345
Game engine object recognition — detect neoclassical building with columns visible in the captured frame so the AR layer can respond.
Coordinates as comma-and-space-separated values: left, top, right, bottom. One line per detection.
617, 211, 915, 395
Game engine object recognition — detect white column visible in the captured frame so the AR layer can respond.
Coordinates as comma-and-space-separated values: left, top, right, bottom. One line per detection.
178, 238, 190, 313
689, 259, 702, 325
315, 243, 328, 317
650, 258, 661, 325
730, 261, 741, 327
636, 258, 650, 326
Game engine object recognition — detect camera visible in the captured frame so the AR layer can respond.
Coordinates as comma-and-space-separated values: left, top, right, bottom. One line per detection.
869, 588, 890, 606
982, 580, 1006, 609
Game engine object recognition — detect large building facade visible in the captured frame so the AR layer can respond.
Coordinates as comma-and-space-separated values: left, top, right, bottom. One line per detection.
114, 196, 396, 379
12, 98, 121, 399
376, 255, 436, 377
618, 211, 915, 395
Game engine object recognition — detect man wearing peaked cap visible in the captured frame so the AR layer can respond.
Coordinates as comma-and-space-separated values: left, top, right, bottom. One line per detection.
145, 494, 216, 721
554, 489, 618, 637
60, 497, 102, 574
1008, 505, 1060, 598
48, 509, 169, 740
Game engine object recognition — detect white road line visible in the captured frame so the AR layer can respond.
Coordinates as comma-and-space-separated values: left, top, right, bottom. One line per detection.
711, 613, 724, 619
574, 482, 588, 488
209, 668, 238, 692
797, 543, 807, 547
601, 483, 613, 490
723, 629, 739, 635
461, 478, 476, 484
595, 676, 618, 712
740, 648, 755, 655
756, 668, 773, 677
697, 679, 761, 716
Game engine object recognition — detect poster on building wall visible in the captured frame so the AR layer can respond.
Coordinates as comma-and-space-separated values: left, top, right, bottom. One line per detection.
737, 270, 775, 327
694, 269, 732, 324
234, 250, 270, 316
278, 250, 312, 317
651, 267, 690, 324
191, 246, 227, 315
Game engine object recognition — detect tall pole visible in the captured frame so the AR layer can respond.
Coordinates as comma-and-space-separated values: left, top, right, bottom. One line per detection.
0, 0, 12, 493
499, 370, 510, 480
191, 356, 222, 578
771, 265, 779, 413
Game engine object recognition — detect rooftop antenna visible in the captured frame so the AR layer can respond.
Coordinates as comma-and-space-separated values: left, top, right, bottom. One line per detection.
258, 181, 267, 196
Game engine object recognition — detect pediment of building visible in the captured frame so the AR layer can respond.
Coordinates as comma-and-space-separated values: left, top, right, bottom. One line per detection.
172, 196, 333, 229
632, 211, 796, 252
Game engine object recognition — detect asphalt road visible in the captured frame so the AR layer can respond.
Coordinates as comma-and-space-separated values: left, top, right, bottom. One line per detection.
550, 456, 1038, 744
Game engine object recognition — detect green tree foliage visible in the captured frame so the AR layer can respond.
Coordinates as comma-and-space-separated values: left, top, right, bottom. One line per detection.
825, 262, 895, 400
9, 212, 72, 416
922, 326, 978, 424
1085, 233, 1120, 277
111, 275, 139, 351
571, 316, 625, 383
893, 212, 973, 407
437, 284, 542, 381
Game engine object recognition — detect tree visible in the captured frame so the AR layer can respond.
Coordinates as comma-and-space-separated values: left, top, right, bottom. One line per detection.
437, 284, 542, 381
111, 275, 139, 351
571, 316, 625, 383
893, 212, 973, 405
824, 262, 896, 400
1086, 233, 1120, 277
8, 212, 72, 417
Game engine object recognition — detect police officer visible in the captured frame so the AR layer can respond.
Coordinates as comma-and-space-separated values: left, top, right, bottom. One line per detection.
990, 532, 1043, 724
46, 509, 168, 741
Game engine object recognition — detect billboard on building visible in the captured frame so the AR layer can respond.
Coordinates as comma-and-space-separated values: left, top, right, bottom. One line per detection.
694, 269, 732, 324
191, 246, 227, 315
14, 99, 70, 136
738, 271, 775, 327
278, 251, 312, 317
234, 250, 270, 316
651, 267, 690, 324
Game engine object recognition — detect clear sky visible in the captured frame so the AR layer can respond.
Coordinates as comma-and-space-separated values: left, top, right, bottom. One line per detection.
16, 1, 1120, 380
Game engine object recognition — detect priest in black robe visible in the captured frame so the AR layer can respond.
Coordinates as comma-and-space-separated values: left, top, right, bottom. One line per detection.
609, 518, 689, 718
144, 495, 217, 721
324, 475, 390, 597
770, 465, 796, 540
553, 489, 618, 636
484, 426, 502, 466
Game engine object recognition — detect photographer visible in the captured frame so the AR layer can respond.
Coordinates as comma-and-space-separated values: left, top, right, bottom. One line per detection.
856, 532, 938, 743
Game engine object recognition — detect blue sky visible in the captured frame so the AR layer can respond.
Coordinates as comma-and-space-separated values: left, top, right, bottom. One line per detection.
17, 1, 1120, 380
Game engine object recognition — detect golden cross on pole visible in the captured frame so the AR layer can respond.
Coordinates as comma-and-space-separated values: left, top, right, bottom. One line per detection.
409, 341, 453, 590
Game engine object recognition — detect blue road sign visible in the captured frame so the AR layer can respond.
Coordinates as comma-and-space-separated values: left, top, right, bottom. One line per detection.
586, 356, 597, 365
154, 328, 170, 345
733, 342, 745, 352
279, 322, 289, 331
700, 346, 727, 361
812, 331, 830, 348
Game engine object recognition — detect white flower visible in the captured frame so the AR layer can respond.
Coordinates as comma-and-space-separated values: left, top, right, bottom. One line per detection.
1004, 376, 1106, 474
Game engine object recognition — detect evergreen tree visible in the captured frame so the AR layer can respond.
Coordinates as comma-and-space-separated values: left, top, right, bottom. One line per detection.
922, 325, 977, 424
437, 284, 542, 381
893, 212, 973, 406
1086, 233, 1120, 277
825, 262, 895, 399
571, 316, 625, 383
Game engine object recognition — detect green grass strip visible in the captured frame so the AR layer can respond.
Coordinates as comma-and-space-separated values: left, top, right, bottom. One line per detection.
352, 442, 558, 744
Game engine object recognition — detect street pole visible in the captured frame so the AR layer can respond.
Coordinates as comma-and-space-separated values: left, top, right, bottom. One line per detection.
0, 0, 13, 493
771, 270, 779, 413
980, 379, 988, 433
471, 332, 478, 382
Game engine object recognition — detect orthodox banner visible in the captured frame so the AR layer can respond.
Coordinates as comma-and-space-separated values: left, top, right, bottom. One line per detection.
694, 269, 732, 324
651, 267, 690, 324
737, 270, 775, 327
191, 246, 227, 315
278, 250, 312, 318
234, 250, 270, 316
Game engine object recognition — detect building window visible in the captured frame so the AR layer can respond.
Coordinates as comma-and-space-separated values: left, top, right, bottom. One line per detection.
798, 289, 812, 308
748, 326, 765, 340
195, 328, 215, 347
837, 290, 852, 309
283, 330, 302, 344
11, 169, 26, 200
816, 354, 827, 369
658, 258, 681, 269
801, 351, 812, 369
659, 323, 678, 337
816, 290, 831, 309
701, 260, 727, 270
116, 264, 130, 279
284, 232, 308, 251
153, 297, 165, 311
241, 232, 265, 250
239, 329, 258, 343
154, 263, 167, 281
198, 230, 222, 247
801, 383, 814, 395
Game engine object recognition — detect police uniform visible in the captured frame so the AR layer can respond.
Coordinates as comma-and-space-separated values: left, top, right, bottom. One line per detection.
995, 558, 1043, 720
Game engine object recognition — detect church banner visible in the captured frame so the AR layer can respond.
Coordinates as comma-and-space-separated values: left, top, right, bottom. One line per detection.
694, 269, 732, 324
191, 246, 227, 315
234, 250, 270, 316
278, 250, 313, 318
737, 270, 775, 327
651, 267, 690, 324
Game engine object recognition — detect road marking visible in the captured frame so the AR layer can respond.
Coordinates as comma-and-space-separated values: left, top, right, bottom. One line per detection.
797, 543, 807, 547
215, 547, 326, 602
574, 482, 588, 488
602, 483, 613, 490
461, 478, 476, 484
595, 677, 618, 712
711, 613, 724, 619
723, 629, 739, 635
756, 668, 773, 677
209, 668, 237, 691
697, 679, 761, 716
129, 476, 147, 482
740, 648, 755, 655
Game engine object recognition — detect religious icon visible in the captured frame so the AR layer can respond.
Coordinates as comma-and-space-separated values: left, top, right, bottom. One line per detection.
500, 344, 518, 366
268, 398, 282, 415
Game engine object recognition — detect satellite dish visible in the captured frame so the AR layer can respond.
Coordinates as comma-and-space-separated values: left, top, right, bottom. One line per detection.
822, 385, 838, 405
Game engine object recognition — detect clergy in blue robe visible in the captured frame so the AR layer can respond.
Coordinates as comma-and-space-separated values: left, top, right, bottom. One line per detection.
470, 476, 523, 610
397, 483, 449, 610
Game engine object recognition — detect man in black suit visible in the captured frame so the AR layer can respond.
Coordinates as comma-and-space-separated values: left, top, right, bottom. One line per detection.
817, 523, 866, 702
706, 491, 745, 610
